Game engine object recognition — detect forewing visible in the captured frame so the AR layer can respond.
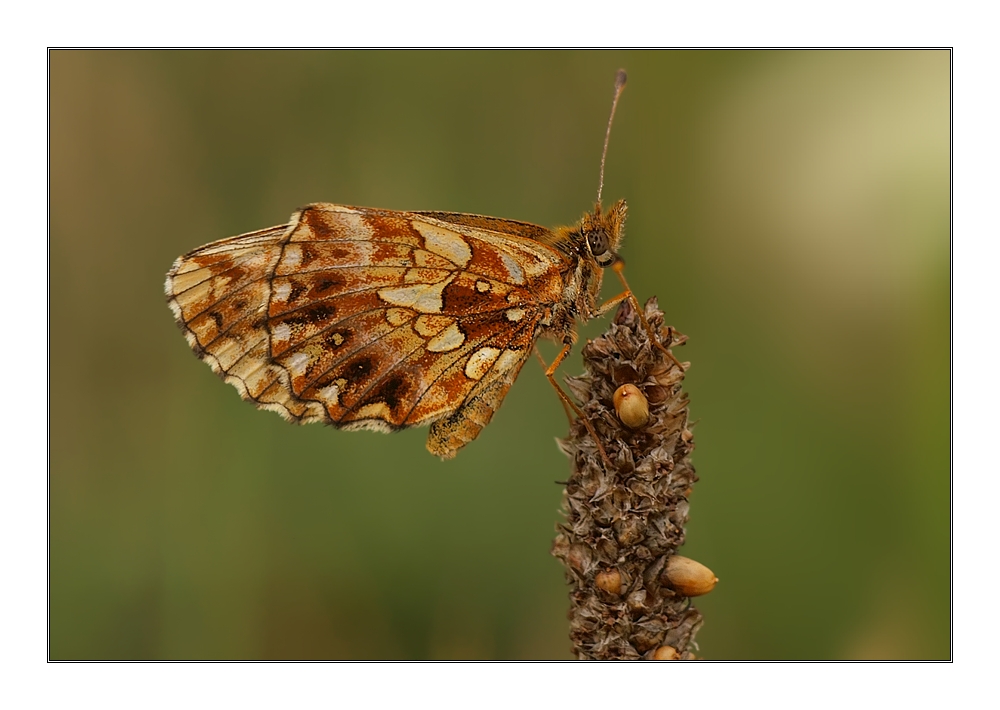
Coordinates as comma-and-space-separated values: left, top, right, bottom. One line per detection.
166, 204, 568, 443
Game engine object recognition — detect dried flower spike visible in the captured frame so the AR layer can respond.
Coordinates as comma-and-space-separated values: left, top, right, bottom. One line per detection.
663, 555, 718, 597
613, 383, 650, 429
553, 298, 704, 660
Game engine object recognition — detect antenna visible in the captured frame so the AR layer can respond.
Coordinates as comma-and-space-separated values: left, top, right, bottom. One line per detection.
596, 69, 627, 206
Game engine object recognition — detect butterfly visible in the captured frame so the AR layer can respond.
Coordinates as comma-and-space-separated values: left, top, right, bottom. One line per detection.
164, 70, 674, 461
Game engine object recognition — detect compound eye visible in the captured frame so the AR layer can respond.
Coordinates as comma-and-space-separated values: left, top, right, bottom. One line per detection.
587, 230, 610, 259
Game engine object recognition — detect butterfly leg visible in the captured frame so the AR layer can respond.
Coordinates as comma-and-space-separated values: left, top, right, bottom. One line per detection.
535, 346, 575, 425
541, 342, 615, 469
596, 261, 686, 371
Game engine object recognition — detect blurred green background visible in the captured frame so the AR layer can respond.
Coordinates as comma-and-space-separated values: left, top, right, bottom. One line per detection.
50, 50, 950, 660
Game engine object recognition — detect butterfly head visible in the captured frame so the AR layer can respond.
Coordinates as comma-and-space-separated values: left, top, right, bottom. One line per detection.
582, 199, 627, 267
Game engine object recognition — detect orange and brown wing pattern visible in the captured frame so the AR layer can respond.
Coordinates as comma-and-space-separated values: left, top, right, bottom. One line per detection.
166, 203, 569, 457
165, 223, 332, 423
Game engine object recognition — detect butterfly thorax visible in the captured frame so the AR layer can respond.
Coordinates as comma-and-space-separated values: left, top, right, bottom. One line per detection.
538, 199, 628, 345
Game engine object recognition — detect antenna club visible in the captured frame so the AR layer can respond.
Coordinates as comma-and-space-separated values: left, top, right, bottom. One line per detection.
615, 69, 628, 92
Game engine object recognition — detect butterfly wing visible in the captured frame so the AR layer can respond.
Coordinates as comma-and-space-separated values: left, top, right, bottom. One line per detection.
166, 203, 569, 457
165, 222, 332, 423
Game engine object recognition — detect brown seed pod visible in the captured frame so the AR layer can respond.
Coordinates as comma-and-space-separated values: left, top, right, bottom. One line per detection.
613, 383, 650, 429
663, 555, 718, 597
594, 568, 623, 596
651, 645, 680, 660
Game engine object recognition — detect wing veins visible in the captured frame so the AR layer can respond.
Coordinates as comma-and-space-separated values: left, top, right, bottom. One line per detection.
275, 295, 545, 391
399, 315, 536, 426
288, 305, 421, 395
339, 307, 536, 426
